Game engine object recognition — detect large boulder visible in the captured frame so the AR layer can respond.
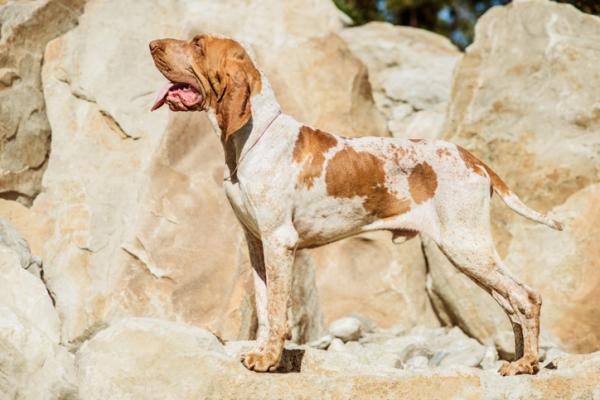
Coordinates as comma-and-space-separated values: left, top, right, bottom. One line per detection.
427, 0, 600, 354
75, 317, 600, 399
34, 0, 424, 347
0, 0, 86, 204
313, 232, 439, 330
0, 223, 76, 399
340, 22, 461, 139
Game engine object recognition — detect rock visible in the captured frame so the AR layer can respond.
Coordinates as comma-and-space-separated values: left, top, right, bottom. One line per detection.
0, 0, 86, 204
0, 218, 33, 269
0, 242, 76, 399
0, 198, 46, 255
480, 346, 500, 370
428, 0, 600, 355
340, 22, 461, 139
405, 355, 429, 370
313, 232, 440, 332
329, 317, 362, 342
307, 334, 333, 350
34, 0, 429, 346
432, 327, 486, 368
75, 317, 600, 399
328, 338, 346, 352
398, 344, 433, 367
543, 347, 570, 369
256, 33, 388, 137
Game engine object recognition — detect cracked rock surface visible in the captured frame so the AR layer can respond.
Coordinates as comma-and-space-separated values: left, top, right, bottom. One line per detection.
74, 318, 600, 400
0, 0, 86, 204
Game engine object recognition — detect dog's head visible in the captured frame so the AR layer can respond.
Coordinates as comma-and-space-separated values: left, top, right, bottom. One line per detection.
149, 34, 261, 140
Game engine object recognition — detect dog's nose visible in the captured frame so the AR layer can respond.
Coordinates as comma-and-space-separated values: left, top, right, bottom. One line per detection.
149, 40, 161, 53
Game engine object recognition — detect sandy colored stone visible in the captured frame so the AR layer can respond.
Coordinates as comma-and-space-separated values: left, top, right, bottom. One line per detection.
75, 317, 600, 400
0, 0, 86, 203
427, 0, 600, 355
313, 232, 439, 330
505, 184, 600, 352
0, 199, 45, 255
256, 33, 388, 137
341, 22, 461, 139
0, 243, 76, 399
329, 316, 363, 342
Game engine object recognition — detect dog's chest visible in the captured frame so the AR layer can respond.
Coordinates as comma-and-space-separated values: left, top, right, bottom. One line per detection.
223, 180, 260, 236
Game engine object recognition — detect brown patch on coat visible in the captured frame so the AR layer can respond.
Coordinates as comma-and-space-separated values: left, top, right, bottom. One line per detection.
293, 126, 338, 189
325, 147, 410, 218
457, 146, 511, 196
389, 144, 410, 165
436, 148, 453, 158
408, 162, 438, 204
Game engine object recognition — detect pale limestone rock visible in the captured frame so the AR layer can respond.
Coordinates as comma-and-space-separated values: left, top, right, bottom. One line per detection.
0, 0, 86, 203
313, 232, 439, 330
329, 317, 362, 342
0, 218, 32, 269
255, 33, 388, 137
355, 326, 486, 370
340, 22, 461, 139
75, 317, 600, 399
307, 334, 333, 350
405, 355, 429, 370
328, 338, 346, 352
480, 346, 500, 370
0, 244, 76, 399
427, 0, 600, 356
0, 199, 46, 255
505, 184, 600, 352
36, 0, 180, 344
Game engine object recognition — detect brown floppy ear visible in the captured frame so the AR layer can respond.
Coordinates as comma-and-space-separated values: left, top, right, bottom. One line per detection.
216, 49, 261, 141
190, 34, 225, 101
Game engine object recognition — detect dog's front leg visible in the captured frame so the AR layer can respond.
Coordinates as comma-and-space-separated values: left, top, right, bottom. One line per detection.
241, 226, 297, 372
242, 228, 268, 349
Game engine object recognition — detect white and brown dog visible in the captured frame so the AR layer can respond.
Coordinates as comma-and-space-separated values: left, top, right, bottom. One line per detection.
149, 34, 562, 376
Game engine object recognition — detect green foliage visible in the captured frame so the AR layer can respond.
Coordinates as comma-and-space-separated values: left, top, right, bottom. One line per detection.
334, 0, 600, 49
332, 0, 382, 25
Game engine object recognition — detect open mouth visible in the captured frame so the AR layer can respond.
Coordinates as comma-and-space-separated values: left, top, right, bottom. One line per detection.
151, 82, 204, 112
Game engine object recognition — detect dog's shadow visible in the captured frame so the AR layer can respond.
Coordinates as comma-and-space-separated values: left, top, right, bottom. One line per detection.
274, 348, 305, 373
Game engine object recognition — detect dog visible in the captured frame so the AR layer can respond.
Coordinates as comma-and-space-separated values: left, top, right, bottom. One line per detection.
149, 34, 562, 376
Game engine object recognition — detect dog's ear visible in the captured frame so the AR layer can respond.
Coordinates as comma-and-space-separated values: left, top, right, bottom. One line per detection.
190, 34, 225, 102
217, 46, 261, 141
191, 34, 208, 56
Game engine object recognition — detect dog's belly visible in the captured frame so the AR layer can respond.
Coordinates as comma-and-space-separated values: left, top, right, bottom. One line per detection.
293, 195, 376, 248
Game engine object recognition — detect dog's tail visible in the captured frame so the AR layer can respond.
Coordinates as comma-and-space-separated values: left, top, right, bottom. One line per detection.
483, 163, 563, 231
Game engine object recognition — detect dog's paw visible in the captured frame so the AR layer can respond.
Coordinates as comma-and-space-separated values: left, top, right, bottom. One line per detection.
241, 350, 280, 372
498, 357, 539, 376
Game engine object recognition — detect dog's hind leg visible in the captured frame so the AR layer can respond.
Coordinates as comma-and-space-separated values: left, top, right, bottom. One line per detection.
437, 235, 541, 375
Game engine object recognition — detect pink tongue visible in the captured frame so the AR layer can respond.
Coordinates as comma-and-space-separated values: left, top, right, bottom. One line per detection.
151, 82, 176, 111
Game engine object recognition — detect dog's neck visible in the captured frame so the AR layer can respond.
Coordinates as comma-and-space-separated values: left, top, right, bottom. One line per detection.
206, 71, 282, 180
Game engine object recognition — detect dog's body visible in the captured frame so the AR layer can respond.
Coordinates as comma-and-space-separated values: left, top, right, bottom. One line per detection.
149, 34, 562, 376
